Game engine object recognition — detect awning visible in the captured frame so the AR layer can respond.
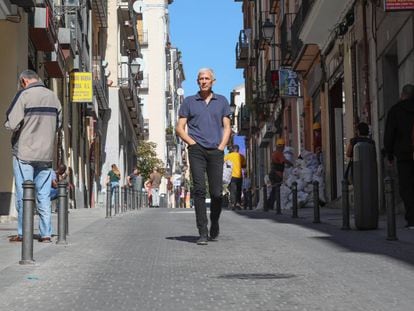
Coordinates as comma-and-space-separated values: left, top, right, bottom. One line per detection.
300, 0, 354, 51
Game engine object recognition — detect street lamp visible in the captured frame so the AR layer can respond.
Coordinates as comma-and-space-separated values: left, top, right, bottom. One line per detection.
130, 58, 140, 75
261, 18, 275, 43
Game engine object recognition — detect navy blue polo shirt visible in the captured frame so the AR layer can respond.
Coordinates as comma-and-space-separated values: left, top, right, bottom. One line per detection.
178, 92, 232, 148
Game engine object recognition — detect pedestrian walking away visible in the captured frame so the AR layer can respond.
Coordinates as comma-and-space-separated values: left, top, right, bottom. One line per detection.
224, 144, 246, 210
4, 69, 62, 243
127, 167, 143, 192
176, 67, 232, 245
384, 84, 414, 229
149, 167, 162, 207
106, 164, 121, 205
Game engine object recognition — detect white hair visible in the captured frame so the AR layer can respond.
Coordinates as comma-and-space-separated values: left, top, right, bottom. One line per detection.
197, 68, 215, 81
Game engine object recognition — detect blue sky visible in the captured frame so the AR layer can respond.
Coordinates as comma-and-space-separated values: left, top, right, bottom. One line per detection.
169, 0, 244, 100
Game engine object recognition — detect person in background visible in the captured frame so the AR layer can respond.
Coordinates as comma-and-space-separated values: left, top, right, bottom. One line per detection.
144, 179, 152, 207
50, 164, 68, 202
224, 144, 246, 210
127, 168, 143, 207
242, 171, 252, 210
384, 84, 414, 229
344, 122, 374, 184
5, 69, 62, 243
149, 167, 162, 207
106, 164, 120, 205
175, 67, 231, 244
267, 138, 292, 211
346, 122, 374, 159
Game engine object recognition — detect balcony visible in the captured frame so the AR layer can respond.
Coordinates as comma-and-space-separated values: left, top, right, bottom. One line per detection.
138, 30, 148, 47
265, 61, 279, 102
92, 56, 109, 110
119, 5, 139, 52
29, 6, 57, 52
138, 74, 149, 92
236, 30, 249, 69
238, 105, 250, 136
92, 0, 108, 28
300, 0, 354, 48
58, 27, 76, 59
280, 13, 295, 66
44, 45, 65, 78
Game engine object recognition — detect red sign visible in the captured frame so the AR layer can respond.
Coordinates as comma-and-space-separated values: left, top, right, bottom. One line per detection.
384, 0, 414, 11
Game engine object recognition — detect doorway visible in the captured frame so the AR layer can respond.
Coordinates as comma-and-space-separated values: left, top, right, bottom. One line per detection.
329, 78, 346, 199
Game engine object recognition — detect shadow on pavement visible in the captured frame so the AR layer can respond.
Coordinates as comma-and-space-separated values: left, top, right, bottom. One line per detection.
233, 209, 414, 267
166, 235, 199, 244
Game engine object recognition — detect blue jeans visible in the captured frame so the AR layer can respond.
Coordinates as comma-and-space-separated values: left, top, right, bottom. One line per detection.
13, 156, 53, 238
188, 144, 223, 235
110, 181, 119, 205
151, 188, 160, 206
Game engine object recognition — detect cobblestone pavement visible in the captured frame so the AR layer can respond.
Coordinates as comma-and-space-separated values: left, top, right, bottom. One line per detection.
0, 206, 414, 311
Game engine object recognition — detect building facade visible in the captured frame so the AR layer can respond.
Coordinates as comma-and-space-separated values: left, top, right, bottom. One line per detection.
235, 0, 414, 208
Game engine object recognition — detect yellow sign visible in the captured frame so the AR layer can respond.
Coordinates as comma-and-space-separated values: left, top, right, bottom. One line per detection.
70, 72, 93, 103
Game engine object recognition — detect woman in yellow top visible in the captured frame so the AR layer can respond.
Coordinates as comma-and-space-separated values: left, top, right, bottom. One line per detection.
224, 144, 246, 210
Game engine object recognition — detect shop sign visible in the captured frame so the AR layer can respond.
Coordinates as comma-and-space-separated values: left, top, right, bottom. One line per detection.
278, 69, 300, 97
70, 72, 93, 103
384, 0, 414, 11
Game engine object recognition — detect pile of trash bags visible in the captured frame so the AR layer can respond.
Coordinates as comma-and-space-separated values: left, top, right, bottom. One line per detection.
255, 148, 326, 210
280, 148, 326, 209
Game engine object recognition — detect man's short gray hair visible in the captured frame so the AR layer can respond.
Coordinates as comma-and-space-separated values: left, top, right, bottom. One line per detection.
19, 69, 40, 81
197, 68, 215, 81
401, 84, 414, 100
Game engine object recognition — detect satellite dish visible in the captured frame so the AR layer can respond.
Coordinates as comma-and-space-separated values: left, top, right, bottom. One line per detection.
176, 88, 184, 96
133, 1, 146, 13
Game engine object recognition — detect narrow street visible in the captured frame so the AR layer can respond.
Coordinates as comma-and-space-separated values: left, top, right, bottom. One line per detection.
1, 207, 414, 311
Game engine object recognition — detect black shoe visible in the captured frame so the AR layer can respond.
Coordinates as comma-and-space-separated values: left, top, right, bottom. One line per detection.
197, 235, 208, 245
209, 222, 219, 241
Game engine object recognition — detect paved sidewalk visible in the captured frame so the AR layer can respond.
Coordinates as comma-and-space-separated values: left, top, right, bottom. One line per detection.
0, 205, 413, 311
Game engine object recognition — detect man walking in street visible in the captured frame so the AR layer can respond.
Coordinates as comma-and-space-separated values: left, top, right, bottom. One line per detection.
176, 68, 232, 245
384, 84, 414, 229
149, 167, 162, 207
127, 167, 143, 207
5, 69, 62, 242
224, 144, 246, 210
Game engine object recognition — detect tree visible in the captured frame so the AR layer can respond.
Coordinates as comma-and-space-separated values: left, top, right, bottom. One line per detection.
136, 141, 165, 180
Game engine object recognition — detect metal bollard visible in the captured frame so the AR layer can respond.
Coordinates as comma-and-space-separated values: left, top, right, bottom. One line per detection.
313, 181, 320, 223
292, 181, 298, 218
120, 186, 124, 213
114, 186, 120, 215
57, 181, 68, 245
263, 185, 268, 211
20, 181, 35, 265
132, 188, 136, 210
384, 177, 398, 241
275, 184, 282, 215
127, 187, 131, 210
106, 183, 111, 218
341, 179, 350, 230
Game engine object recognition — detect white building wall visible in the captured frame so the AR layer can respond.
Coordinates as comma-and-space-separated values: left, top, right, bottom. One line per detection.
143, 0, 168, 164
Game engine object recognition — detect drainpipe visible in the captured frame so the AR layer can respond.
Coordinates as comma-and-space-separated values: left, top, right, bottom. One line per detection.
362, 0, 371, 124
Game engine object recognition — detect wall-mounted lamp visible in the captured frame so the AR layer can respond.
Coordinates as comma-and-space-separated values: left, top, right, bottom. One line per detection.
130, 58, 140, 75
261, 18, 275, 43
